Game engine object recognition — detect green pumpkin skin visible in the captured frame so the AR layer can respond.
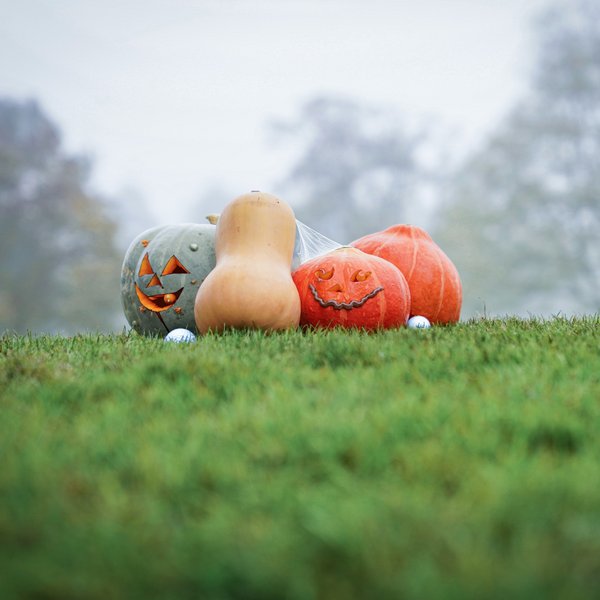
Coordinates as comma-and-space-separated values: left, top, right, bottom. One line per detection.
120, 223, 216, 335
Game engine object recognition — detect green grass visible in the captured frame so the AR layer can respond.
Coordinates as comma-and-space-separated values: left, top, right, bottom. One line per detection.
1, 317, 599, 599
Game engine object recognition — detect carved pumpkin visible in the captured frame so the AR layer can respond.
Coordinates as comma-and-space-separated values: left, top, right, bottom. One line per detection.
292, 246, 410, 330
352, 225, 462, 324
121, 223, 216, 335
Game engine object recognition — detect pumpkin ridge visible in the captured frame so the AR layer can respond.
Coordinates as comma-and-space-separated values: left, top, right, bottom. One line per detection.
432, 247, 445, 321
444, 259, 461, 321
406, 227, 419, 282
366, 227, 399, 260
372, 267, 387, 327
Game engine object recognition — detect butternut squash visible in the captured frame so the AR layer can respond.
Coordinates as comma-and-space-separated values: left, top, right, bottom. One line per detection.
194, 191, 301, 333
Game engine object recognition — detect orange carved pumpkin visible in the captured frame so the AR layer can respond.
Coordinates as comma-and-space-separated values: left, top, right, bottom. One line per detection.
352, 225, 462, 324
292, 247, 410, 330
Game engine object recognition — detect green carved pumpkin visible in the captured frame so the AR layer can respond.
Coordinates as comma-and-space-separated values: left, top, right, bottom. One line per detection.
120, 223, 216, 335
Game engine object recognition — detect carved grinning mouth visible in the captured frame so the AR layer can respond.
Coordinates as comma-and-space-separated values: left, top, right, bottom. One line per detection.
309, 284, 384, 310
135, 284, 184, 312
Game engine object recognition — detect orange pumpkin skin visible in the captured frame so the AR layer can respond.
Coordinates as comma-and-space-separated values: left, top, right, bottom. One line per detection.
352, 225, 462, 324
292, 247, 410, 331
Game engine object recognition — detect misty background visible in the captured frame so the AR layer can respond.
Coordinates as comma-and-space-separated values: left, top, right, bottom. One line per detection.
1, 0, 598, 333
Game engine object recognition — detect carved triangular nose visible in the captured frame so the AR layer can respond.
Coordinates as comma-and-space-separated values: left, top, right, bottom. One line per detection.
328, 283, 344, 293
148, 274, 163, 288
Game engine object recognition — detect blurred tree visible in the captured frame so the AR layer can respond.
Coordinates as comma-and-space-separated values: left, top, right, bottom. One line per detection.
0, 98, 122, 333
272, 96, 425, 242
434, 0, 600, 317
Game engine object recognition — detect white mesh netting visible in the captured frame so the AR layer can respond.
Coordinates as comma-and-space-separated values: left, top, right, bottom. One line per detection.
292, 220, 343, 271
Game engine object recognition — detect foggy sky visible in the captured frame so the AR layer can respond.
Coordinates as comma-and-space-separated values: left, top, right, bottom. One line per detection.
1, 0, 547, 223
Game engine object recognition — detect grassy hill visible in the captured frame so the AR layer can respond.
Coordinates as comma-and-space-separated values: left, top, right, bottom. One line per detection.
1, 317, 599, 599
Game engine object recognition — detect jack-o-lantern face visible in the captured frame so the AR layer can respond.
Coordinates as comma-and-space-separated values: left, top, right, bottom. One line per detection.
120, 223, 217, 336
135, 253, 190, 312
309, 265, 384, 310
292, 247, 411, 330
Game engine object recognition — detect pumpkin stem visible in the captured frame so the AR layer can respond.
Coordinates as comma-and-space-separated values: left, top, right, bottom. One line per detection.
206, 214, 220, 225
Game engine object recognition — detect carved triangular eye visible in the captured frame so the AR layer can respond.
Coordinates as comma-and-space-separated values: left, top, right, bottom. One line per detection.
161, 255, 190, 275
139, 253, 154, 276
315, 267, 334, 281
351, 270, 371, 282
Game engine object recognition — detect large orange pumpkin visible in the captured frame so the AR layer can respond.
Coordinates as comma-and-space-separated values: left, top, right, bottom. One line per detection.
292, 247, 410, 330
352, 225, 462, 324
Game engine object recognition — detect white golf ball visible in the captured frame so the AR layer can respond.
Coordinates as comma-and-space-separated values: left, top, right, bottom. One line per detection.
407, 315, 431, 329
164, 328, 197, 343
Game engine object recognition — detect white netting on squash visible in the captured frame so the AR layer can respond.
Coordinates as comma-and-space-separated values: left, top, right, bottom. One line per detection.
292, 220, 343, 271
